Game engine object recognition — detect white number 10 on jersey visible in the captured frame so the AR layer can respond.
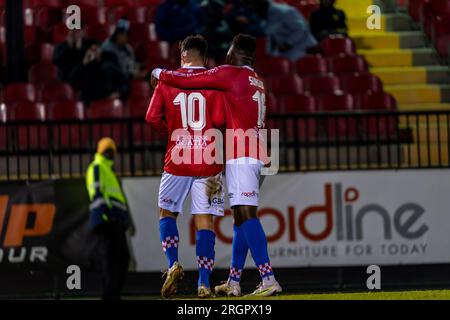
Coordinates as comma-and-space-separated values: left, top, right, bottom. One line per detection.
173, 92, 206, 130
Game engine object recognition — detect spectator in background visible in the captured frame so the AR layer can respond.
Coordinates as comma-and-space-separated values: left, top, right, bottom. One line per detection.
155, 0, 202, 44
102, 19, 148, 82
224, 0, 264, 37
248, 0, 317, 62
198, 0, 234, 63
310, 0, 348, 41
69, 44, 129, 104
53, 29, 93, 82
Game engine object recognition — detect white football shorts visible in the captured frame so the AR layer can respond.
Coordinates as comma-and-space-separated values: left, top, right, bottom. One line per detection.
226, 157, 265, 207
158, 172, 225, 216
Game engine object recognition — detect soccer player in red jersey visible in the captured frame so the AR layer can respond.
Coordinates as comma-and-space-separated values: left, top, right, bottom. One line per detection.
152, 34, 282, 297
146, 35, 226, 299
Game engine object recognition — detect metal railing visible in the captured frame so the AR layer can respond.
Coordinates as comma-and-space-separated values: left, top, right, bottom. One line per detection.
0, 110, 449, 181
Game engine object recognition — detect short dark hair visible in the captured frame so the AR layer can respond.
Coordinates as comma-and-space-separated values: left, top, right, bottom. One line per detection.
232, 34, 256, 56
180, 35, 208, 59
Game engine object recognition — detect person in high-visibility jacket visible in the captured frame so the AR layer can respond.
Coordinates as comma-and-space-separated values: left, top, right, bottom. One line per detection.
86, 137, 131, 300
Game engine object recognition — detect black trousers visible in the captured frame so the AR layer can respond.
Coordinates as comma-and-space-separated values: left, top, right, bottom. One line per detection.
93, 219, 130, 300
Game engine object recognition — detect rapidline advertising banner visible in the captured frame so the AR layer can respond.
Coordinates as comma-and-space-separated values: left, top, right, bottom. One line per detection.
122, 170, 450, 272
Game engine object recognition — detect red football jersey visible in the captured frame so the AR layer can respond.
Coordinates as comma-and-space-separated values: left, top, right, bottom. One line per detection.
146, 67, 226, 177
159, 65, 269, 162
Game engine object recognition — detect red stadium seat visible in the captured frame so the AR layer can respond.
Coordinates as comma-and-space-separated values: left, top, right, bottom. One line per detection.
304, 74, 341, 95
4, 83, 36, 103
408, 0, 427, 22
317, 93, 357, 139
13, 102, 48, 149
39, 83, 75, 103
65, 6, 107, 25
89, 98, 124, 118
128, 98, 163, 144
49, 101, 85, 120
48, 101, 87, 148
129, 23, 152, 49
255, 37, 268, 59
29, 0, 63, 8
266, 74, 303, 96
360, 92, 397, 111
25, 43, 55, 65
126, 6, 150, 24
134, 0, 163, 5
85, 23, 112, 42
70, 0, 102, 7
320, 35, 356, 56
328, 55, 368, 74
277, 94, 317, 142
360, 92, 398, 139
89, 99, 127, 145
255, 56, 293, 77
265, 92, 278, 112
431, 15, 450, 42
29, 62, 59, 85
280, 94, 316, 113
34, 6, 63, 28
51, 23, 69, 43
0, 103, 12, 150
296, 55, 327, 76
436, 35, 450, 59
341, 73, 383, 94
130, 79, 152, 100
136, 40, 170, 62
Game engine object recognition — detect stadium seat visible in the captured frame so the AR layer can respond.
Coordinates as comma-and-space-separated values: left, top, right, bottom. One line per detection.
4, 83, 36, 103
304, 74, 341, 95
89, 99, 127, 144
125, 6, 150, 24
341, 73, 383, 95
136, 40, 170, 62
49, 101, 85, 120
266, 74, 303, 96
265, 92, 278, 112
39, 83, 75, 103
0, 103, 12, 150
29, 62, 59, 85
51, 23, 69, 43
255, 37, 268, 59
317, 93, 357, 140
13, 102, 48, 149
134, 0, 163, 5
408, 0, 426, 22
34, 6, 63, 28
29, 0, 63, 8
129, 23, 153, 49
320, 35, 356, 56
296, 55, 328, 76
128, 98, 162, 144
25, 43, 55, 65
130, 79, 152, 100
255, 56, 293, 77
360, 92, 398, 139
65, 6, 107, 25
85, 23, 112, 42
70, 0, 102, 7
431, 15, 450, 43
281, 94, 318, 141
48, 101, 87, 148
328, 55, 368, 74
436, 35, 450, 59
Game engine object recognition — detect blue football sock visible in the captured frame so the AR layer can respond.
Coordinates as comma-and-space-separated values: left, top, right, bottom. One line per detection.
241, 218, 275, 281
159, 217, 179, 269
196, 229, 216, 288
229, 224, 248, 283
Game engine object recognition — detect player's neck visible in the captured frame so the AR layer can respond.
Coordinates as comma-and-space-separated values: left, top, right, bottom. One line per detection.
181, 62, 205, 68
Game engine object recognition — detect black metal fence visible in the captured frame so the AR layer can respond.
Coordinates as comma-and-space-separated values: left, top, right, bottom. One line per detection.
0, 110, 449, 180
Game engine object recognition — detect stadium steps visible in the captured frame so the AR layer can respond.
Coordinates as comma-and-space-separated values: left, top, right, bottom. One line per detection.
371, 66, 450, 86
346, 13, 412, 33
351, 31, 426, 49
384, 84, 450, 104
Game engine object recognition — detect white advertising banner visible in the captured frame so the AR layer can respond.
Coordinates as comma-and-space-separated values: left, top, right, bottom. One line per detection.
123, 170, 450, 272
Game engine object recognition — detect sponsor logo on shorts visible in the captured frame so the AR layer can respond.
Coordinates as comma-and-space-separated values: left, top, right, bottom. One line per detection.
228, 193, 234, 199
241, 191, 258, 198
161, 197, 177, 206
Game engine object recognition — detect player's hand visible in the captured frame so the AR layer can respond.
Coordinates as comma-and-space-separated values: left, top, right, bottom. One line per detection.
205, 173, 223, 199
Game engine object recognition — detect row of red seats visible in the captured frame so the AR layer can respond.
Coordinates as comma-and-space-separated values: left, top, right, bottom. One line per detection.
0, 92, 397, 149
0, 79, 152, 103
265, 72, 382, 97
409, 0, 450, 58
